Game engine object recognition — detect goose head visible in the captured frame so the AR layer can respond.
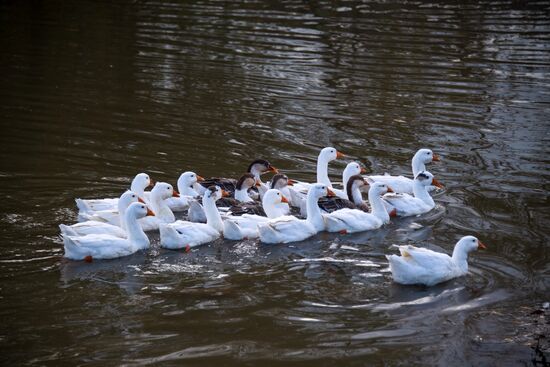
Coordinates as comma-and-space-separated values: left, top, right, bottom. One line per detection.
236, 173, 258, 191
247, 159, 278, 177
126, 202, 155, 219
263, 189, 289, 206
130, 173, 153, 194
414, 171, 444, 189
414, 149, 440, 164
118, 190, 141, 212
309, 183, 336, 200
344, 162, 366, 177
270, 173, 295, 189
204, 185, 229, 202
369, 181, 394, 196
456, 235, 487, 253
152, 182, 179, 201
319, 147, 344, 163
177, 171, 204, 191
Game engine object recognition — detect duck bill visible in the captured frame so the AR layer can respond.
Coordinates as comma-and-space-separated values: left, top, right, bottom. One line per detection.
387, 186, 394, 193
281, 196, 289, 204
287, 179, 295, 186
432, 178, 444, 189
478, 241, 487, 250
326, 188, 336, 198
336, 151, 345, 159
172, 190, 180, 198
432, 154, 441, 162
360, 167, 367, 174
267, 165, 279, 174
196, 175, 205, 182
222, 190, 230, 198
255, 180, 262, 188
138, 197, 146, 203
146, 208, 155, 216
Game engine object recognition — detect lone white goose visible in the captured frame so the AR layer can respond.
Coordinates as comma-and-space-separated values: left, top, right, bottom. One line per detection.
387, 235, 487, 286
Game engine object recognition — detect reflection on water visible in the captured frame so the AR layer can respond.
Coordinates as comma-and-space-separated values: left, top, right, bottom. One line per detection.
1, 1, 549, 365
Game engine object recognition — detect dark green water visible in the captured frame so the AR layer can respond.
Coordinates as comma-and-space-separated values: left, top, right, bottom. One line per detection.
1, 1, 549, 365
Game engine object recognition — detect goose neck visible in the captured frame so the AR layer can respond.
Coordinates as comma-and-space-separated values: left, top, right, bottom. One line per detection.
413, 181, 434, 206
204, 196, 223, 232
124, 211, 149, 250
368, 190, 389, 223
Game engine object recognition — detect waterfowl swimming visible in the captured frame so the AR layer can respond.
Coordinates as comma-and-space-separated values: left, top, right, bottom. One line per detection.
222, 189, 290, 240
387, 235, 487, 286
159, 186, 228, 249
78, 190, 142, 227
62, 202, 155, 261
259, 183, 333, 244
382, 171, 443, 217
367, 148, 440, 194
323, 182, 393, 234
230, 174, 295, 217
199, 159, 278, 197
290, 147, 345, 194
87, 182, 178, 231
317, 173, 370, 214
75, 172, 153, 214
159, 171, 204, 212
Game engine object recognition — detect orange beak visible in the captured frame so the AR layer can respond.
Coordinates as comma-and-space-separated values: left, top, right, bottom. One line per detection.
196, 175, 205, 182
146, 207, 155, 216
148, 179, 155, 188
336, 151, 345, 159
138, 197, 146, 203
222, 190, 230, 198
432, 154, 441, 162
432, 178, 444, 189
387, 186, 394, 193
255, 180, 262, 188
281, 196, 289, 204
172, 190, 180, 198
478, 241, 487, 250
389, 208, 397, 218
267, 165, 279, 174
326, 188, 336, 198
287, 179, 295, 186
360, 167, 367, 174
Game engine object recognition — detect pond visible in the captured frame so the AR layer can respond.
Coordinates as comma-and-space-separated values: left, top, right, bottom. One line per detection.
1, 1, 548, 365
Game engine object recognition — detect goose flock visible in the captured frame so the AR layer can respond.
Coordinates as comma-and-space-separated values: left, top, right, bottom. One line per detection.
60, 147, 486, 286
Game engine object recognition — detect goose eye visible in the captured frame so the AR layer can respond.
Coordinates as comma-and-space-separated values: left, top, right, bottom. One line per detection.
132, 195, 136, 198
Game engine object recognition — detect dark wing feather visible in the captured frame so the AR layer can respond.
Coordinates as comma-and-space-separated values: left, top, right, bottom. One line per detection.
228, 202, 266, 217
200, 178, 238, 195
317, 197, 358, 213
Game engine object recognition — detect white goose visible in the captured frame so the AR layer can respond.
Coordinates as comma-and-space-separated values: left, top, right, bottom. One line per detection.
387, 235, 487, 286
88, 182, 179, 231
161, 171, 204, 212
75, 173, 153, 214
324, 182, 393, 234
78, 190, 142, 225
290, 147, 345, 194
62, 202, 155, 261
259, 183, 333, 244
290, 154, 356, 215
159, 186, 228, 249
223, 189, 290, 240
60, 190, 141, 238
367, 148, 440, 194
382, 171, 443, 217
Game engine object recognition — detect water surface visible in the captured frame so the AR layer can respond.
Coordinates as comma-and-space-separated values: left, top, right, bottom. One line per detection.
1, 1, 549, 365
